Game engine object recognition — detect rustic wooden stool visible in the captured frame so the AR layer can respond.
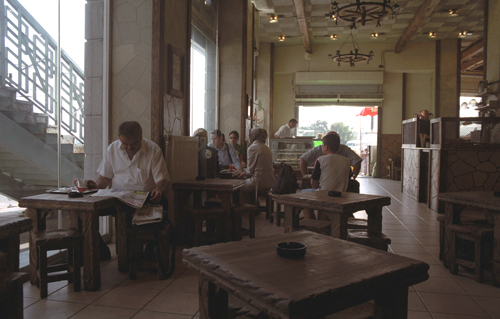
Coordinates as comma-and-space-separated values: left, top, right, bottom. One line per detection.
347, 230, 391, 251
32, 229, 84, 298
268, 192, 283, 225
298, 219, 331, 236
231, 203, 259, 240
192, 206, 226, 246
448, 223, 494, 283
0, 270, 29, 319
128, 218, 175, 280
255, 188, 272, 218
347, 217, 367, 229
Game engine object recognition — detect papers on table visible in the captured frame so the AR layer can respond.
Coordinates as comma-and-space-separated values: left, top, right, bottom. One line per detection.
91, 189, 149, 208
132, 204, 163, 225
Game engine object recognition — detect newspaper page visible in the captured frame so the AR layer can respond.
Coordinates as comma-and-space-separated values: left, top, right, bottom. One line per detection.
91, 189, 149, 208
132, 204, 163, 226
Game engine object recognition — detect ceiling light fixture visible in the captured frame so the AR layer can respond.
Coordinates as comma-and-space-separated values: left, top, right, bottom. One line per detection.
328, 30, 373, 67
269, 14, 279, 23
371, 33, 379, 39
330, 34, 338, 40
278, 35, 286, 42
328, 0, 399, 29
428, 32, 437, 38
448, 9, 458, 17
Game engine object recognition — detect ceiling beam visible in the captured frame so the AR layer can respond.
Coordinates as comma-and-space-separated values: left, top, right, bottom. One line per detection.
293, 0, 311, 54
394, 0, 441, 53
461, 38, 484, 62
461, 54, 484, 71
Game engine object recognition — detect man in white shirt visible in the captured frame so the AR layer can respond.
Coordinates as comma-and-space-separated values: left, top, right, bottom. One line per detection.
87, 121, 170, 204
300, 131, 362, 179
274, 118, 298, 138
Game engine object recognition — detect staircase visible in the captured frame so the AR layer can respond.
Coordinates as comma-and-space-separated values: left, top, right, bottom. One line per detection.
0, 86, 84, 200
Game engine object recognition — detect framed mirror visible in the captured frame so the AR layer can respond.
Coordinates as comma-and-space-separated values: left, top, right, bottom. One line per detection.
167, 44, 184, 98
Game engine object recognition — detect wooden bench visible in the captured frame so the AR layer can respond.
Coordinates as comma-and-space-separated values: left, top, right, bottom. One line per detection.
347, 230, 391, 251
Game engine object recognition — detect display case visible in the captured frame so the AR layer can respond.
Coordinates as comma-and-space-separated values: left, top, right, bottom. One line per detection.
268, 137, 314, 169
430, 117, 500, 148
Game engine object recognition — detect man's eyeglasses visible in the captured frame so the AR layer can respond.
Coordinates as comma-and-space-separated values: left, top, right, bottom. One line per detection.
229, 137, 238, 140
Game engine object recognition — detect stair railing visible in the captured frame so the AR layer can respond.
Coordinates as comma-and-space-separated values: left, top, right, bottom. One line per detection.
0, 0, 85, 143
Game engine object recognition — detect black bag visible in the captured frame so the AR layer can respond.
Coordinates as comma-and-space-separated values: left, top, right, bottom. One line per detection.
272, 164, 299, 194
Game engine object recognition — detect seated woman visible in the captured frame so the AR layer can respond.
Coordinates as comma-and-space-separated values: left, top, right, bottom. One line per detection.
237, 128, 275, 201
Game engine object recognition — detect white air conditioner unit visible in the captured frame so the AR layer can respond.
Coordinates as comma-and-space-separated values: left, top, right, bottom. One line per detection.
295, 93, 384, 105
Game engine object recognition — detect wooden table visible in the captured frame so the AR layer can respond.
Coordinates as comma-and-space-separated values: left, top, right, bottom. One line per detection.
0, 212, 33, 272
439, 191, 500, 287
172, 178, 245, 244
18, 193, 123, 291
275, 191, 391, 239
183, 230, 429, 319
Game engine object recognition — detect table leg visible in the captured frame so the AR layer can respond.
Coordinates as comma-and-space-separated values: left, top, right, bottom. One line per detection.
76, 210, 101, 291
326, 213, 349, 239
284, 206, 300, 233
174, 190, 192, 245
0, 233, 20, 272
220, 192, 232, 242
198, 276, 228, 319
25, 208, 48, 285
366, 206, 383, 235
116, 205, 129, 272
493, 212, 500, 287
443, 203, 465, 269
373, 286, 408, 319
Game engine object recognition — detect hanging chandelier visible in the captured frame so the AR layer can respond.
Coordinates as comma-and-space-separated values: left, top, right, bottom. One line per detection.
328, 31, 373, 67
329, 0, 399, 28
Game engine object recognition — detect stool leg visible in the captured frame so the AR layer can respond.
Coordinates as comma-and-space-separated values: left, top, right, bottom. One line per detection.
194, 217, 203, 247
38, 246, 48, 299
74, 244, 82, 292
475, 236, 483, 283
450, 230, 458, 275
67, 246, 74, 284
249, 213, 256, 238
276, 203, 282, 227
266, 196, 272, 221
438, 220, 444, 261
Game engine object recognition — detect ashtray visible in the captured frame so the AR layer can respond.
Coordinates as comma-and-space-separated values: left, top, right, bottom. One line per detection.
276, 242, 306, 259
68, 191, 83, 198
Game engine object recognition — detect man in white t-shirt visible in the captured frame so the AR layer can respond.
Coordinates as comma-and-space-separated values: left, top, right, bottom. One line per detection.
87, 121, 170, 204
274, 118, 298, 138
300, 133, 350, 219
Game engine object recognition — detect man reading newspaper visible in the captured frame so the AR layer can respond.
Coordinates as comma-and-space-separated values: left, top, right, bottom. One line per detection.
87, 121, 171, 258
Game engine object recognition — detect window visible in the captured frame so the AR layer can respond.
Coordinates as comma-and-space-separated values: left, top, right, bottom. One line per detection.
190, 26, 217, 135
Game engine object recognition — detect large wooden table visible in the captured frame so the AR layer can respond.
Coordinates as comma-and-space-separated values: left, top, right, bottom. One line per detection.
0, 212, 33, 272
18, 193, 125, 291
275, 191, 391, 239
172, 178, 245, 244
439, 191, 500, 287
183, 230, 429, 319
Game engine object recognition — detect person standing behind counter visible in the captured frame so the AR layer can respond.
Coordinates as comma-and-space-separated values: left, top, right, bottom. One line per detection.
274, 118, 298, 138
300, 131, 362, 179
208, 129, 241, 169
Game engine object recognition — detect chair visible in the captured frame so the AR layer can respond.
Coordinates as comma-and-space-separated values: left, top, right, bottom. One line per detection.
231, 203, 259, 240
298, 219, 331, 236
128, 218, 175, 280
32, 229, 84, 298
347, 230, 391, 251
268, 192, 283, 225
254, 180, 272, 218
388, 158, 401, 181
192, 206, 226, 246
448, 223, 493, 283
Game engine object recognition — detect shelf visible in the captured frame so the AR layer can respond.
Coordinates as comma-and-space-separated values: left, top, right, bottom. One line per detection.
477, 90, 500, 97
475, 105, 500, 111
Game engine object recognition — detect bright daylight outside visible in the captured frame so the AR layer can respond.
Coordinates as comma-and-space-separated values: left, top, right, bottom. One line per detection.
0, 0, 85, 250
297, 105, 378, 176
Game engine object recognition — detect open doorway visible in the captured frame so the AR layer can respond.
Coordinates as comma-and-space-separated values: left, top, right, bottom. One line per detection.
297, 105, 379, 176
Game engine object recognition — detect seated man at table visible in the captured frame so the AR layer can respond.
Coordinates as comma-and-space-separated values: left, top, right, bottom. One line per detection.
300, 131, 362, 179
301, 133, 351, 219
236, 128, 275, 201
208, 129, 241, 169
87, 121, 170, 205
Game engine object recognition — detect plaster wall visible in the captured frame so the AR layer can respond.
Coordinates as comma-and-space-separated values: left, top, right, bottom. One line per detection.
487, 0, 500, 96
219, 0, 245, 137
256, 43, 272, 135
111, 0, 152, 139
436, 40, 460, 118
272, 42, 436, 134
406, 73, 435, 121
163, 0, 189, 136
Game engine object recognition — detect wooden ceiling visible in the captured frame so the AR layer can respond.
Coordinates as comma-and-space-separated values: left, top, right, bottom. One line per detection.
253, 0, 485, 74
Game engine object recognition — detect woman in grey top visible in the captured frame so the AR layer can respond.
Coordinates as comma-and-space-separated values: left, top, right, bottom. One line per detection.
237, 128, 275, 193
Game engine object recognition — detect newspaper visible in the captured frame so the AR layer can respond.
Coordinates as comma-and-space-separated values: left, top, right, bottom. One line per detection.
91, 189, 149, 209
132, 204, 163, 226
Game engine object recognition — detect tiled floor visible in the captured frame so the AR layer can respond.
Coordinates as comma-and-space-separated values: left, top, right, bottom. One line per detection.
21, 177, 500, 318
